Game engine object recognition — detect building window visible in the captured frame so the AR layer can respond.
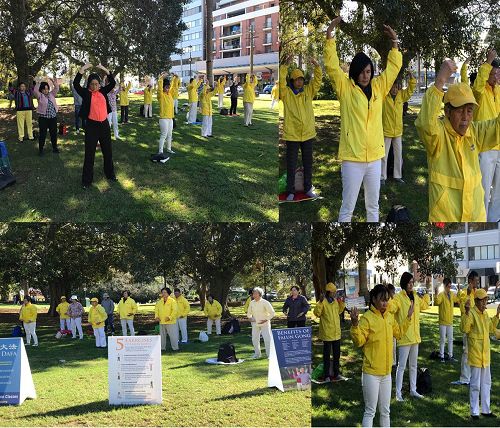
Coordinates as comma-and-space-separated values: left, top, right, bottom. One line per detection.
264, 45, 272, 53
264, 16, 272, 28
183, 6, 202, 17
468, 223, 499, 232
468, 245, 500, 261
264, 32, 272, 44
227, 9, 245, 18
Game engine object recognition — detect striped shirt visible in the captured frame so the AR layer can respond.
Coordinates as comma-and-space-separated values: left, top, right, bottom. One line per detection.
40, 98, 57, 118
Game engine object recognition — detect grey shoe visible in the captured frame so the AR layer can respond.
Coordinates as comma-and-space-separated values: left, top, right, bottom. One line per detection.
394, 178, 405, 184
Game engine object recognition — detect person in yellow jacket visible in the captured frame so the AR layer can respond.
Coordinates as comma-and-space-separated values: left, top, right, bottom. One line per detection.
247, 287, 276, 358
143, 81, 154, 118
473, 49, 500, 222
325, 17, 402, 222
204, 294, 222, 335
351, 284, 413, 427
313, 282, 346, 382
88, 297, 107, 348
435, 278, 460, 362
243, 289, 253, 313
242, 74, 257, 126
200, 80, 216, 138
381, 71, 417, 185
216, 76, 227, 109
279, 55, 322, 201
171, 74, 180, 114
186, 76, 202, 124
117, 290, 138, 336
154, 287, 179, 351
386, 283, 400, 366
174, 288, 190, 343
461, 288, 499, 419
56, 296, 71, 332
393, 272, 430, 401
156, 72, 175, 155
19, 296, 38, 346
452, 270, 480, 385
415, 60, 500, 222
119, 81, 132, 124
270, 81, 279, 109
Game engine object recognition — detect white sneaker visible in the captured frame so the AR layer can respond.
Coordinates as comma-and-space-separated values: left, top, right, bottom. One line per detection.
25, 343, 30, 346
305, 188, 318, 198
396, 394, 404, 402
32, 344, 38, 347
252, 354, 262, 359
166, 149, 175, 154
410, 391, 424, 399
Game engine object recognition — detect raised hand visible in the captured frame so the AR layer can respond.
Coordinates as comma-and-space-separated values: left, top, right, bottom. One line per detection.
487, 49, 497, 64
309, 58, 320, 67
383, 24, 397, 40
326, 16, 342, 39
96, 64, 110, 74
351, 307, 359, 326
464, 298, 470, 315
80, 62, 93, 73
496, 303, 500, 317
435, 59, 457, 90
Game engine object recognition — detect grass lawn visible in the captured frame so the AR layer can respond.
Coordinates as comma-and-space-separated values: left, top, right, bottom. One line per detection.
0, 94, 278, 222
311, 311, 500, 427
279, 100, 430, 222
0, 302, 309, 427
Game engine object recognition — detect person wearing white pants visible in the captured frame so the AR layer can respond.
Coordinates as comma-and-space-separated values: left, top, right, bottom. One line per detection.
105, 81, 120, 140
171, 74, 180, 115
435, 278, 459, 361
67, 295, 84, 339
381, 136, 402, 181
200, 81, 215, 137
157, 73, 175, 154
60, 318, 71, 332
144, 103, 152, 118
155, 288, 179, 351
143, 84, 154, 118
204, 295, 222, 335
159, 118, 174, 153
71, 317, 84, 339
201, 116, 213, 137
174, 288, 190, 343
117, 291, 138, 336
216, 76, 226, 109
120, 319, 135, 336
207, 317, 221, 335
19, 296, 39, 346
242, 74, 257, 126
89, 297, 108, 348
480, 150, 500, 221
186, 76, 202, 123
23, 322, 38, 346
338, 160, 382, 222
247, 287, 275, 358
392, 272, 430, 401
243, 102, 254, 126
56, 296, 70, 331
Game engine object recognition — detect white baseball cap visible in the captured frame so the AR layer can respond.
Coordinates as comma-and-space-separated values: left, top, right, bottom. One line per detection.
71, 295, 78, 300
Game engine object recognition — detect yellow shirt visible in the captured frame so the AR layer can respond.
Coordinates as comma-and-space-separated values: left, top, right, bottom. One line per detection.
157, 78, 174, 119
117, 297, 138, 320
243, 296, 252, 313
313, 298, 345, 341
144, 87, 154, 104
271, 83, 279, 100
119, 82, 132, 106
243, 74, 257, 103
382, 78, 416, 137
171, 76, 180, 99
435, 291, 459, 326
175, 295, 190, 318
200, 85, 215, 116
393, 290, 430, 346
19, 303, 37, 323
472, 63, 500, 136
279, 64, 322, 141
351, 305, 410, 376
458, 287, 477, 314
216, 77, 226, 95
56, 301, 70, 319
154, 297, 178, 325
461, 306, 499, 368
204, 300, 222, 319
324, 37, 402, 162
187, 80, 202, 103
460, 62, 469, 85
415, 85, 500, 221
88, 304, 107, 328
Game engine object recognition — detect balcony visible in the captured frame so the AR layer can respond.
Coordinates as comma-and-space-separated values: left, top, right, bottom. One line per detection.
221, 25, 241, 39
221, 41, 241, 51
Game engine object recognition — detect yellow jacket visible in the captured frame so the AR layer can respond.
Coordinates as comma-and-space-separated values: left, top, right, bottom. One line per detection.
157, 77, 174, 119
154, 297, 177, 325
386, 297, 400, 315
216, 77, 226, 95
458, 287, 477, 314
415, 85, 500, 221
171, 76, 180, 99
382, 77, 416, 137
144, 86, 154, 104
117, 297, 138, 320
204, 300, 222, 319
200, 85, 215, 116
271, 83, 279, 100
461, 306, 499, 368
472, 63, 500, 150
435, 291, 459, 326
324, 37, 402, 162
393, 290, 430, 346
56, 301, 70, 319
243, 296, 252, 313
351, 305, 410, 376
88, 304, 107, 328
188, 79, 202, 103
243, 74, 257, 103
175, 295, 190, 318
460, 62, 469, 85
279, 64, 322, 141
19, 303, 37, 323
119, 82, 132, 106
313, 298, 345, 341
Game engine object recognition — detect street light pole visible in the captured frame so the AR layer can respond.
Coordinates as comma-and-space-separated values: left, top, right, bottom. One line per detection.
189, 45, 193, 77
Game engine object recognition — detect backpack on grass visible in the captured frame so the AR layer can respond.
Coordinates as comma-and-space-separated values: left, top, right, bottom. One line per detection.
217, 343, 237, 363
12, 325, 23, 337
416, 367, 432, 394
386, 205, 410, 222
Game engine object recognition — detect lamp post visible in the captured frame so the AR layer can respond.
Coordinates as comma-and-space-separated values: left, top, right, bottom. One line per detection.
189, 45, 193, 77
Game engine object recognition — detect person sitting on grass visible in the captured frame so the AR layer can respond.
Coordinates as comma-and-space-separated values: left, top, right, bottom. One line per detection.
117, 290, 138, 336
119, 81, 132, 124
154, 287, 179, 351
216, 75, 227, 110
88, 297, 107, 348
34, 75, 60, 156
204, 294, 222, 335
157, 72, 175, 155
73, 63, 117, 189
279, 54, 322, 201
313, 283, 346, 382
435, 277, 459, 363
415, 59, 500, 222
10, 79, 35, 142
200, 79, 216, 138
19, 296, 38, 347
461, 288, 499, 420
243, 74, 257, 127
247, 287, 276, 359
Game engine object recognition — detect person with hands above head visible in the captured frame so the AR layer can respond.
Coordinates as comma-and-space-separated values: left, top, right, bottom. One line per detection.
393, 272, 430, 401
351, 284, 413, 427
33, 74, 60, 156
103, 75, 120, 140
473, 48, 500, 221
117, 290, 138, 336
156, 71, 175, 155
461, 288, 499, 420
186, 76, 203, 124
247, 287, 276, 359
200, 78, 216, 138
313, 283, 346, 382
154, 287, 179, 351
242, 74, 257, 126
73, 62, 117, 189
228, 75, 239, 116
280, 54, 322, 201
216, 75, 227, 110
119, 80, 132, 123
325, 17, 402, 222
143, 79, 154, 118
204, 294, 222, 335
415, 59, 500, 222
381, 69, 417, 185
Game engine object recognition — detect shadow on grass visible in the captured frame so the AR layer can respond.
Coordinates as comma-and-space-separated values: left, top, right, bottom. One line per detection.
211, 387, 271, 401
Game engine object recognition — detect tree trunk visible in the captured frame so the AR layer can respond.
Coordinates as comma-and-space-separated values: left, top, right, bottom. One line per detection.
358, 250, 369, 302
210, 271, 235, 318
296, 275, 307, 299
48, 279, 68, 317
198, 281, 207, 309
8, 0, 31, 83
312, 247, 326, 300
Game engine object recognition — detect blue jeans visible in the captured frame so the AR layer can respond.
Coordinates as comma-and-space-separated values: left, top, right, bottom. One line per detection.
105, 313, 115, 333
74, 104, 85, 130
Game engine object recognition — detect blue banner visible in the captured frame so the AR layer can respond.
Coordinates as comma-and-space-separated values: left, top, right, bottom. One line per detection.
0, 338, 22, 405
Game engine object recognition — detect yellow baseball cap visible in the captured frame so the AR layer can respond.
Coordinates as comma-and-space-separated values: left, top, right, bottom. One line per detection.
90, 297, 99, 303
290, 69, 304, 80
60, 296, 66, 300
443, 83, 478, 108
325, 283, 337, 293
474, 288, 487, 299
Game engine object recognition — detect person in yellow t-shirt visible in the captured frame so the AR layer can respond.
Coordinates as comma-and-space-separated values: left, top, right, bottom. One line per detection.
88, 298, 107, 348
270, 81, 279, 109
187, 76, 203, 124
56, 296, 71, 332
143, 80, 154, 118
117, 290, 138, 336
119, 81, 132, 124
204, 294, 222, 335
200, 80, 216, 138
174, 288, 190, 343
242, 74, 257, 126
435, 278, 460, 362
19, 296, 38, 346
154, 287, 179, 351
157, 72, 175, 155
216, 76, 227, 109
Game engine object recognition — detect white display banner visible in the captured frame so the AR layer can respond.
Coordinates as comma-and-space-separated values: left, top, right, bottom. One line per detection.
108, 336, 162, 405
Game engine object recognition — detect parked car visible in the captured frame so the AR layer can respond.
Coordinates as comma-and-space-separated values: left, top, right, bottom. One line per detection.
264, 291, 277, 301
415, 285, 428, 297
487, 286, 500, 303
262, 84, 273, 94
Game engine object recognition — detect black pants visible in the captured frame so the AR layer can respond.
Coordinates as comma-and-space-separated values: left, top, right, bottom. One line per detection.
120, 106, 129, 123
82, 119, 115, 186
38, 116, 58, 152
286, 139, 313, 194
105, 313, 115, 333
229, 97, 238, 115
287, 320, 306, 328
323, 339, 341, 378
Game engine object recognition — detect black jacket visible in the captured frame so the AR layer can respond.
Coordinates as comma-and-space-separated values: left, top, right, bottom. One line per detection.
229, 82, 238, 98
73, 72, 115, 120
283, 295, 310, 321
